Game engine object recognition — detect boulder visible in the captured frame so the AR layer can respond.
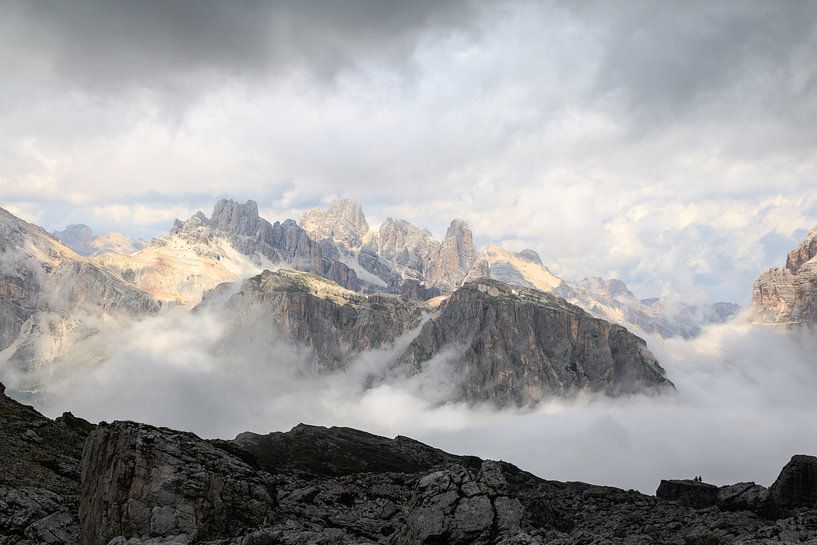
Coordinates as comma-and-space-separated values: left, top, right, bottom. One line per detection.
770, 454, 817, 509
656, 479, 719, 509
717, 482, 777, 518
391, 461, 524, 545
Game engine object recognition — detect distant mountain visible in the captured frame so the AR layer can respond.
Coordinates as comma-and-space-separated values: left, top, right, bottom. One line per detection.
752, 226, 817, 324
52, 224, 146, 256
0, 207, 159, 370
93, 199, 382, 306
464, 244, 738, 339
79, 197, 735, 337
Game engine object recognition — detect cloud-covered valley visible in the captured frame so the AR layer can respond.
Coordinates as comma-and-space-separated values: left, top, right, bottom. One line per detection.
6, 301, 816, 494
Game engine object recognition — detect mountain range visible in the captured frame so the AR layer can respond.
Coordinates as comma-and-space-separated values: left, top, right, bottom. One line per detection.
1, 198, 813, 409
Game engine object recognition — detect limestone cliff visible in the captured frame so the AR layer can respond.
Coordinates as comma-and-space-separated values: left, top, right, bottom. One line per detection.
425, 219, 477, 292
199, 269, 424, 372
299, 198, 369, 247
204, 271, 672, 405
398, 279, 673, 406
753, 226, 817, 324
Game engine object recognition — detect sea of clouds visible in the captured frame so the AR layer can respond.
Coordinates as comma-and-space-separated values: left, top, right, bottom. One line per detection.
3, 302, 817, 494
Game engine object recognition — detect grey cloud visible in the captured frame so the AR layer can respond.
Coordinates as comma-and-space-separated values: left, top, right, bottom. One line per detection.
3, 0, 479, 92
576, 1, 817, 136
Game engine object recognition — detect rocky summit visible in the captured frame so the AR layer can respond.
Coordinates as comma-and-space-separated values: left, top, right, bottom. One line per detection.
199, 271, 672, 405
753, 226, 817, 325
36, 198, 738, 339
398, 279, 673, 405
1, 384, 816, 545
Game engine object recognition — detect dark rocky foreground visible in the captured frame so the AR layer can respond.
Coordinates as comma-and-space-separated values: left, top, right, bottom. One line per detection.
2, 385, 816, 545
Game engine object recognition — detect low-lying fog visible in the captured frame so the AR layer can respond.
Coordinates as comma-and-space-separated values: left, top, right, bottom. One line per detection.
4, 307, 817, 494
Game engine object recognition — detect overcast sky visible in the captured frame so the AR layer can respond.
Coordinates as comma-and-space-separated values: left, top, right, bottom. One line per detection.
2, 0, 816, 303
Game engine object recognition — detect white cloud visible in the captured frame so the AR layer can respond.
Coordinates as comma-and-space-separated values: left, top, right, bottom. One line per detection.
1, 1, 816, 302
4, 305, 817, 494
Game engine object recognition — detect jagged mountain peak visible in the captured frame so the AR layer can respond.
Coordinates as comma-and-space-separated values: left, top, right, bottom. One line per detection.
785, 225, 817, 273
300, 198, 369, 247
209, 198, 261, 235
518, 248, 542, 265
753, 223, 817, 324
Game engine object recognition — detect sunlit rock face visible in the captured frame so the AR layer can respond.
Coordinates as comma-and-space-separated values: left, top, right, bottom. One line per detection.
94, 199, 376, 307
753, 226, 817, 324
362, 217, 441, 282
300, 198, 370, 247
0, 207, 160, 369
425, 219, 477, 292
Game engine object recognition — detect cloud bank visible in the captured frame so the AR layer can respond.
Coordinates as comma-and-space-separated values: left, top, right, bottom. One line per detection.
4, 303, 817, 494
1, 1, 816, 302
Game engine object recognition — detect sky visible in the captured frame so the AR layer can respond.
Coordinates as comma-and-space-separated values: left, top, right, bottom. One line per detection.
2, 0, 817, 303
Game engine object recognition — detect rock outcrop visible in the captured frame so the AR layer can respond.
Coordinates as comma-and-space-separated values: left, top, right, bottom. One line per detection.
770, 455, 817, 509
171, 199, 369, 293
234, 423, 479, 477
200, 269, 423, 372
656, 479, 719, 508
391, 462, 525, 545
79, 421, 277, 545
300, 198, 370, 247
426, 219, 477, 292
201, 272, 673, 404
398, 279, 673, 405
1, 386, 817, 545
753, 227, 817, 324
362, 218, 441, 281
0, 383, 93, 545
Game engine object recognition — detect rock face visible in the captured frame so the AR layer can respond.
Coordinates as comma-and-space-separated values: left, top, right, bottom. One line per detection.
300, 198, 370, 247
79, 421, 277, 545
0, 207, 160, 368
656, 480, 719, 508
391, 462, 524, 545
200, 269, 423, 372
202, 273, 672, 404
0, 383, 93, 545
172, 199, 368, 292
365, 218, 440, 279
52, 225, 95, 256
234, 423, 478, 477
753, 226, 817, 324
426, 219, 477, 292
770, 455, 817, 509
398, 279, 673, 405
1, 387, 817, 545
